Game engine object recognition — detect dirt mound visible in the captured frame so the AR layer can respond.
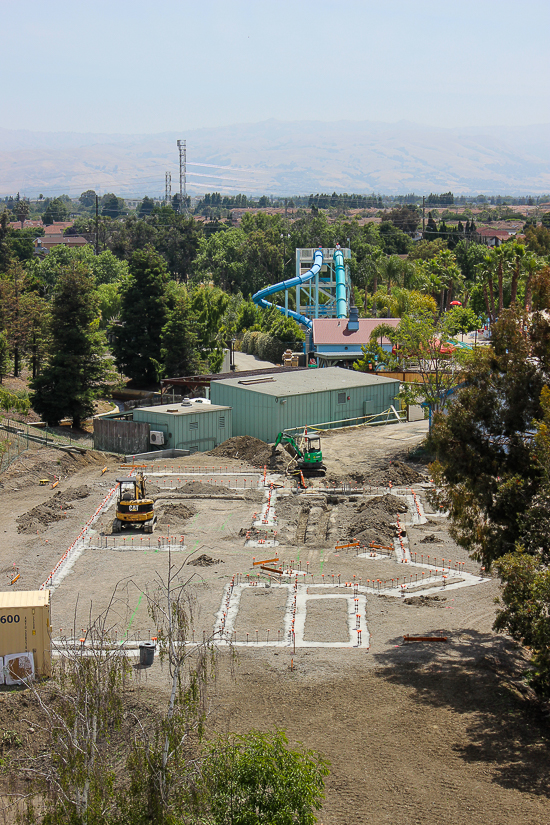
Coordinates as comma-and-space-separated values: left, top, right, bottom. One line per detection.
64, 485, 91, 500
1, 448, 114, 491
16, 487, 93, 534
339, 495, 408, 548
209, 436, 290, 472
347, 511, 396, 548
356, 494, 408, 516
177, 481, 232, 495
419, 533, 442, 544
403, 595, 447, 607
367, 460, 427, 487
148, 481, 232, 496
159, 502, 195, 520
188, 554, 222, 567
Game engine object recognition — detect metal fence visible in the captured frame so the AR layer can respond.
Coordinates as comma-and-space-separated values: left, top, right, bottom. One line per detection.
0, 419, 93, 473
282, 406, 406, 437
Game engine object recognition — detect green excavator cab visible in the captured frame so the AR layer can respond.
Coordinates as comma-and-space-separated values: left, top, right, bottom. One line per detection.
273, 432, 326, 476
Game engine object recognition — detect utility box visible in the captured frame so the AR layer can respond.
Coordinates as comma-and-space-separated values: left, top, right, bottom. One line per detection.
0, 590, 52, 679
407, 405, 425, 422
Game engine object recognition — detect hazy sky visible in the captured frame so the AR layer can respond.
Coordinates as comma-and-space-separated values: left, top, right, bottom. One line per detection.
1, 0, 549, 134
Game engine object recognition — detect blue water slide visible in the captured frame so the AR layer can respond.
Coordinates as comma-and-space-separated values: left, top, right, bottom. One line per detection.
333, 247, 347, 318
252, 247, 324, 329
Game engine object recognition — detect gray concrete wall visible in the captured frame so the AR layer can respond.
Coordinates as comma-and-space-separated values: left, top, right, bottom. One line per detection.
124, 448, 190, 462
93, 418, 150, 455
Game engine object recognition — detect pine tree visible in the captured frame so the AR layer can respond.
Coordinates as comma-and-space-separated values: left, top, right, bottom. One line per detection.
31, 264, 110, 427
113, 247, 168, 385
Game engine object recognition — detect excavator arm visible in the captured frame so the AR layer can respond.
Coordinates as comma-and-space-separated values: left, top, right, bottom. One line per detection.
273, 432, 303, 459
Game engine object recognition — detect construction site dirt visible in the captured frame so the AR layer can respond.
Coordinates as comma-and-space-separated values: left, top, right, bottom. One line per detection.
0, 420, 548, 825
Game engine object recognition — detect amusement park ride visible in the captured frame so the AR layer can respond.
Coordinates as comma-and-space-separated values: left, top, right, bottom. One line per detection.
252, 245, 352, 334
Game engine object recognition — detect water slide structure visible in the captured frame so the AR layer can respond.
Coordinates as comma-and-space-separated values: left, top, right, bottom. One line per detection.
252, 245, 351, 330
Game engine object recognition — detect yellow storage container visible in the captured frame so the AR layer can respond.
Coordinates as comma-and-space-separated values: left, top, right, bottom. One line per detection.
0, 590, 52, 678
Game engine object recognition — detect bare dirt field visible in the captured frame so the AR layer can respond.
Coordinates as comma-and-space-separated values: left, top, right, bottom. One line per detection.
1, 420, 549, 824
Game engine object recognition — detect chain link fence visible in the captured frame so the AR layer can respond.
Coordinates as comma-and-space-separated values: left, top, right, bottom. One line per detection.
0, 419, 94, 473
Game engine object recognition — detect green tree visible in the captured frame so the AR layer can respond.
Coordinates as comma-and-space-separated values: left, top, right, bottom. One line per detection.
97, 282, 122, 329
42, 197, 70, 225
198, 730, 329, 825
31, 264, 111, 426
0, 211, 12, 272
91, 249, 129, 285
494, 551, 550, 696
101, 193, 124, 220
430, 309, 550, 568
444, 305, 480, 339
192, 231, 248, 293
160, 289, 200, 377
453, 240, 487, 284
79, 189, 97, 209
0, 331, 9, 382
408, 238, 448, 261
113, 248, 168, 385
378, 221, 412, 255
6, 226, 40, 262
524, 224, 550, 256
138, 196, 155, 217
355, 311, 466, 417
385, 204, 420, 234
14, 198, 30, 225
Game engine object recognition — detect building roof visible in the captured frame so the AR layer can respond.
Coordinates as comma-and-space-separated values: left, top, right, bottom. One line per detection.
161, 366, 307, 390
476, 228, 513, 239
44, 221, 74, 234
312, 318, 400, 346
211, 366, 398, 398
8, 220, 43, 230
36, 235, 89, 248
134, 402, 230, 416
0, 590, 50, 608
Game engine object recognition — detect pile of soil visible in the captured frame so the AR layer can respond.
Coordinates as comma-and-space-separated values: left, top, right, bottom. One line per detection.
188, 554, 222, 567
209, 436, 290, 472
17, 486, 91, 534
342, 495, 408, 548
158, 502, 195, 521
0, 448, 112, 491
419, 533, 442, 544
148, 481, 232, 496
366, 460, 427, 487
403, 594, 447, 607
356, 494, 408, 516
156, 501, 195, 533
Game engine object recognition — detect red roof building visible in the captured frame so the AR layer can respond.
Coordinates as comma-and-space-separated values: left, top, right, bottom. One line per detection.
311, 315, 400, 367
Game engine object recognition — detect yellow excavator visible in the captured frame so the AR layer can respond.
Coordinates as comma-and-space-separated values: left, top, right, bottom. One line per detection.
112, 473, 156, 533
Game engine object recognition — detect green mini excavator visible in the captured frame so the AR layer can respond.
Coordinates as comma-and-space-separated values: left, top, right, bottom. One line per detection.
273, 431, 326, 476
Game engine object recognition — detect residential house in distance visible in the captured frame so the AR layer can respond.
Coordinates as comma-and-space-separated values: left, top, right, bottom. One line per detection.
476, 228, 516, 247
34, 221, 88, 255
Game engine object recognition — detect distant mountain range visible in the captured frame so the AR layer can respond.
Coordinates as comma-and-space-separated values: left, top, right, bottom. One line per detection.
1, 120, 549, 198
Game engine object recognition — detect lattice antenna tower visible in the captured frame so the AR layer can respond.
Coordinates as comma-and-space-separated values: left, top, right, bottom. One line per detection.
164, 171, 171, 206
176, 139, 187, 213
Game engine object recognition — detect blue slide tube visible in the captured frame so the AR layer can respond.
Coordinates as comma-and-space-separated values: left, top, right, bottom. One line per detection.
334, 247, 347, 318
252, 248, 324, 329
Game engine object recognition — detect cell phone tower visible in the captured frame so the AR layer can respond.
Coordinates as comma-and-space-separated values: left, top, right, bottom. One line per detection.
164, 171, 171, 206
176, 139, 187, 214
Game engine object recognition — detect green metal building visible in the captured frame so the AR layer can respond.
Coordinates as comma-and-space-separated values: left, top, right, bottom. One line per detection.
210, 367, 399, 442
132, 402, 232, 453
